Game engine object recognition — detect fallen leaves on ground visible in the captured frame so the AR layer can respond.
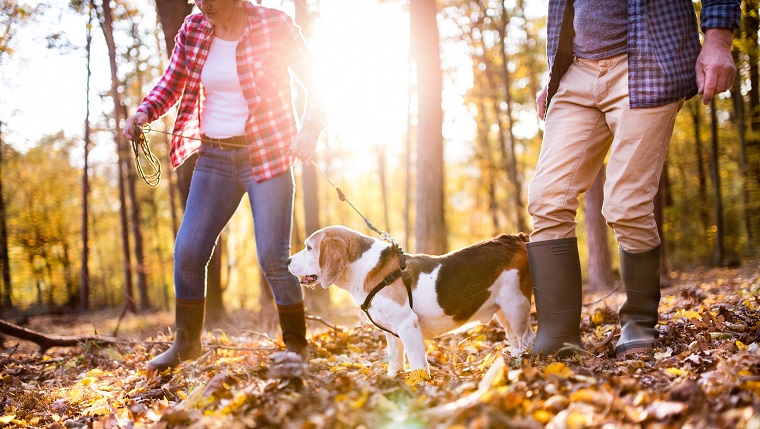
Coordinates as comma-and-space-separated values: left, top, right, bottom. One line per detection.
1, 260, 759, 428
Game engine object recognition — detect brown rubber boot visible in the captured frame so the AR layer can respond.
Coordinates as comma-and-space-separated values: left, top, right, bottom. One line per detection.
526, 237, 584, 357
615, 245, 662, 357
277, 302, 309, 358
268, 302, 308, 379
148, 298, 205, 371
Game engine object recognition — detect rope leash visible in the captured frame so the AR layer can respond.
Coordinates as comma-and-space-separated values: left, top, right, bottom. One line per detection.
130, 124, 162, 187
130, 124, 286, 187
311, 162, 405, 249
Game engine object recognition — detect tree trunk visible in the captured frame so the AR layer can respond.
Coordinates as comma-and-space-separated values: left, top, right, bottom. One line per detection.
653, 163, 670, 285
584, 168, 613, 291
688, 100, 711, 233
97, 0, 135, 313
473, 57, 500, 234
747, 0, 760, 133
515, 0, 544, 141
80, 1, 93, 310
0, 319, 117, 354
295, 0, 330, 314
404, 58, 415, 248
498, 1, 527, 233
154, 0, 194, 53
732, 47, 755, 248
0, 122, 11, 309
709, 100, 725, 266
411, 0, 446, 254
119, 103, 151, 311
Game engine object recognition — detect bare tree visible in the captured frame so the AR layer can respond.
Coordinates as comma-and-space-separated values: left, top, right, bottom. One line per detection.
80, 0, 94, 310
709, 100, 725, 266
95, 0, 135, 312
0, 122, 11, 308
294, 0, 329, 314
411, 0, 446, 254
496, 1, 527, 232
0, 0, 40, 309
583, 168, 614, 291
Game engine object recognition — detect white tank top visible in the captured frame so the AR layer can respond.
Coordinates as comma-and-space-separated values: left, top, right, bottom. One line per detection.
200, 37, 249, 138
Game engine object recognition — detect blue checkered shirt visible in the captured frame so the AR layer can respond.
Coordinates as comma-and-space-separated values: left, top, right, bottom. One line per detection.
546, 0, 741, 109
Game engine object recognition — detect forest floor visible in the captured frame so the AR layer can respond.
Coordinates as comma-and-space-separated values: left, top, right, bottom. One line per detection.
1, 259, 759, 428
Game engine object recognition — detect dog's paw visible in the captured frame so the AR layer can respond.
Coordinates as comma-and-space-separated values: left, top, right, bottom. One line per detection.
403, 369, 431, 386
268, 351, 307, 379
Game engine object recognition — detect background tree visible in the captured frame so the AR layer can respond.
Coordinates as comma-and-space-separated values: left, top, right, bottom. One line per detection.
583, 169, 614, 291
411, 0, 446, 254
0, 0, 41, 310
79, 0, 95, 310
294, 0, 330, 314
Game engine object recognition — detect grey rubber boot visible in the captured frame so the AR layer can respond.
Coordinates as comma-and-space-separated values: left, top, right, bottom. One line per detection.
615, 244, 662, 357
527, 237, 584, 357
148, 298, 205, 371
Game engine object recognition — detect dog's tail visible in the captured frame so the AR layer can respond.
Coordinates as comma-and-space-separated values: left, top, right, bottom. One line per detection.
495, 232, 530, 245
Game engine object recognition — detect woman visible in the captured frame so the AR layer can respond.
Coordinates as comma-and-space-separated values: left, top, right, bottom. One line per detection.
123, 0, 326, 372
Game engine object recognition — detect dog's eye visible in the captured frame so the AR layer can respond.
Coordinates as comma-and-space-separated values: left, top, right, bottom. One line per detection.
306, 245, 312, 251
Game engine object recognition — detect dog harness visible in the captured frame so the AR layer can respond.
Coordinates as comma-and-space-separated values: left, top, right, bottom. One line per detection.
360, 243, 414, 338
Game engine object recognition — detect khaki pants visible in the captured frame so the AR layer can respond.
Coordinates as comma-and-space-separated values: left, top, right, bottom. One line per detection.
528, 54, 683, 252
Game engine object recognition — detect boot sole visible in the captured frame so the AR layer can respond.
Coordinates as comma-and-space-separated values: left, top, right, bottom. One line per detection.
615, 342, 655, 358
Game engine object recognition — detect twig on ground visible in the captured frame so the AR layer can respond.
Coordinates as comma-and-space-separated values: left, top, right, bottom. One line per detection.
306, 314, 342, 334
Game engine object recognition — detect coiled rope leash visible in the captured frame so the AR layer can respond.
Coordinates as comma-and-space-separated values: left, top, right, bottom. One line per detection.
130, 124, 162, 187
130, 124, 289, 187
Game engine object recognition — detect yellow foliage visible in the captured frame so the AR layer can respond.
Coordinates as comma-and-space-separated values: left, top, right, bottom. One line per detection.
532, 410, 552, 423
673, 309, 701, 320
665, 367, 688, 377
403, 369, 431, 386
544, 362, 574, 379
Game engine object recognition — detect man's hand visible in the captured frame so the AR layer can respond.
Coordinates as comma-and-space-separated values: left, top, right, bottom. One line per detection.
123, 112, 149, 139
696, 28, 736, 105
288, 127, 320, 164
536, 85, 548, 121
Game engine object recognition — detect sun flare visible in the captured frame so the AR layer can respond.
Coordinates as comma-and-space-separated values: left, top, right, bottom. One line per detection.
308, 0, 412, 167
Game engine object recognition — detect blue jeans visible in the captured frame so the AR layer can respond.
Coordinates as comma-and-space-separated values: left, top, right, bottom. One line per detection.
174, 145, 302, 306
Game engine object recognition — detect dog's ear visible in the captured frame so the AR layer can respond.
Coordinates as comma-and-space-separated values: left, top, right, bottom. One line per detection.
318, 237, 347, 287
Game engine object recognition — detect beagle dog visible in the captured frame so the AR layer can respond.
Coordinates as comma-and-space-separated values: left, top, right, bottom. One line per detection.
288, 226, 536, 378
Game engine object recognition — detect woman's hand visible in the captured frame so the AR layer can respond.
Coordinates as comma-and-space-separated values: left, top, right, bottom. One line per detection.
288, 127, 320, 164
123, 112, 149, 140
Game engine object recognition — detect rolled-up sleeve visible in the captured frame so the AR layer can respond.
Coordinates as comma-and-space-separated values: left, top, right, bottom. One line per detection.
700, 0, 741, 32
137, 17, 191, 121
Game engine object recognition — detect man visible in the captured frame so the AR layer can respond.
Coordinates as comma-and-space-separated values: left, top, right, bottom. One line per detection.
527, 0, 741, 357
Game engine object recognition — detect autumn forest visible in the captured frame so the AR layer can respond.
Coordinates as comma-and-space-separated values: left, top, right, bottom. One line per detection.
0, 0, 759, 427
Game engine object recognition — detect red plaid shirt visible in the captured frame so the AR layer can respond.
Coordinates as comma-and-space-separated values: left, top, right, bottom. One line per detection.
137, 2, 325, 182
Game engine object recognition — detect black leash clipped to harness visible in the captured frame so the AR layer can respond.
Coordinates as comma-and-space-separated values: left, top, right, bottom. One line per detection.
312, 163, 415, 337
360, 243, 414, 338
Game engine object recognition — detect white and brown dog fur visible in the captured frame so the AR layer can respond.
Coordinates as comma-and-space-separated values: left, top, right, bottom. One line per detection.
288, 226, 536, 378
